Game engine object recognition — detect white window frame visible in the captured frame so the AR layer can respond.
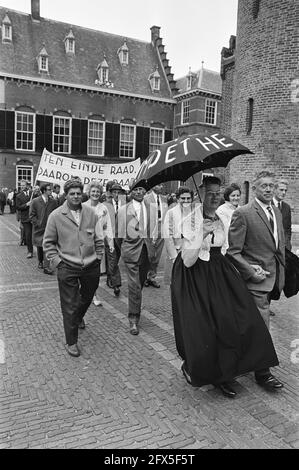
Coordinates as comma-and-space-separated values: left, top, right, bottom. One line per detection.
153, 77, 160, 91
87, 120, 105, 157
119, 124, 136, 159
100, 67, 109, 83
187, 75, 192, 91
16, 165, 33, 189
66, 38, 75, 54
120, 49, 128, 65
2, 23, 12, 41
39, 55, 48, 73
53, 116, 72, 154
205, 99, 217, 125
181, 99, 190, 124
15, 111, 36, 152
149, 128, 164, 153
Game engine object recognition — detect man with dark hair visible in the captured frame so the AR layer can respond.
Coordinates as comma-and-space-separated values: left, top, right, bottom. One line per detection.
227, 170, 285, 391
16, 180, 33, 258
29, 183, 57, 274
43, 178, 104, 357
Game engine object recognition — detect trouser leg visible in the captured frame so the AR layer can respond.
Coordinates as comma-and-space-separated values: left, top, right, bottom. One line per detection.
76, 261, 100, 322
37, 246, 44, 264
105, 240, 121, 288
57, 264, 81, 346
23, 222, 33, 253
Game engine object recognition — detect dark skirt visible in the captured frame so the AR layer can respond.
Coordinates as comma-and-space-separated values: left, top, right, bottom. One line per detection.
171, 249, 279, 387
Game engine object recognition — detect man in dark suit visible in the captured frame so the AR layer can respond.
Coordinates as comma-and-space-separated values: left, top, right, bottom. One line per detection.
144, 184, 168, 288
227, 171, 285, 391
29, 183, 58, 274
272, 178, 292, 250
16, 180, 33, 258
103, 182, 125, 296
117, 185, 150, 335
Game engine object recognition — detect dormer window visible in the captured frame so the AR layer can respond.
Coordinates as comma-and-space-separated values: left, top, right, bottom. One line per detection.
64, 29, 75, 54
2, 14, 12, 42
118, 40, 129, 65
187, 68, 193, 90
149, 67, 160, 92
37, 44, 49, 73
96, 55, 110, 84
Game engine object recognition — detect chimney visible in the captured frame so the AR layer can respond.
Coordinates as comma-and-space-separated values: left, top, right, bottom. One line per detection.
150, 26, 161, 45
31, 0, 40, 20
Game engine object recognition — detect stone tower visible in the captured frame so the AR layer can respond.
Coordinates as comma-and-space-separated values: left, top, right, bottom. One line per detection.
221, 0, 299, 232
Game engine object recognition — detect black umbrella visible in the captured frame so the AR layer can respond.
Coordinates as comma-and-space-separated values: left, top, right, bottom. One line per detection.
131, 132, 253, 191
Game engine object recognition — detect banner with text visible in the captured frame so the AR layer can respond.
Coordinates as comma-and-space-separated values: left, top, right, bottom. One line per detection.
36, 149, 141, 190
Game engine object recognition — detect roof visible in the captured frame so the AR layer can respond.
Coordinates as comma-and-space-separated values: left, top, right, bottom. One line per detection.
175, 68, 222, 96
0, 7, 173, 99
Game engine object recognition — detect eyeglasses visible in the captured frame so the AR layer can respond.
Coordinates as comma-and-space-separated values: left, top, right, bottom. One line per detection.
180, 197, 192, 201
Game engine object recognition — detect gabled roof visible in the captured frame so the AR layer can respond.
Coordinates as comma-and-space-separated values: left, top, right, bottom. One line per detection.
176, 67, 222, 96
0, 7, 173, 99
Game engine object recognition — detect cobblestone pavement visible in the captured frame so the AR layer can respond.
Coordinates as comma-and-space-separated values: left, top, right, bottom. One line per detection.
0, 212, 298, 449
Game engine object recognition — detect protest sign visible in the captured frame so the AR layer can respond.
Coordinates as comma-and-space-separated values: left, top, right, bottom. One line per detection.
36, 149, 141, 190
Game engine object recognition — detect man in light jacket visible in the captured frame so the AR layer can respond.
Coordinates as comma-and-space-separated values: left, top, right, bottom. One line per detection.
43, 178, 104, 357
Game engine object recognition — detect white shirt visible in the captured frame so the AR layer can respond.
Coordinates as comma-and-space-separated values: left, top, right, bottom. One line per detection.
70, 209, 81, 226
255, 198, 278, 247
42, 194, 48, 204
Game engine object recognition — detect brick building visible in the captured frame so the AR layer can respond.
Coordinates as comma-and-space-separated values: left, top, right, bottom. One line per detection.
173, 66, 222, 190
220, 0, 299, 240
0, 1, 177, 190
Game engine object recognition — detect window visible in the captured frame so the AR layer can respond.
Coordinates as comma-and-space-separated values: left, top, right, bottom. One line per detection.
2, 15, 12, 42
181, 100, 190, 124
39, 55, 48, 72
149, 68, 160, 92
149, 128, 164, 153
53, 116, 71, 154
66, 38, 74, 53
15, 112, 35, 151
118, 41, 129, 65
120, 124, 135, 159
205, 99, 217, 125
252, 0, 261, 18
187, 74, 192, 90
88, 120, 105, 156
16, 166, 33, 189
246, 98, 254, 134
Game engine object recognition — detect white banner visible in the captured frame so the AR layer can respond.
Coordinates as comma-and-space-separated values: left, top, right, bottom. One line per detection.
36, 149, 141, 190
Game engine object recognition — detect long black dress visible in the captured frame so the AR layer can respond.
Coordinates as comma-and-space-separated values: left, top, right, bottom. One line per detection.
171, 248, 279, 387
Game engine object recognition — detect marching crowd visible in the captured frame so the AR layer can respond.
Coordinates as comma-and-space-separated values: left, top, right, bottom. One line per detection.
1, 173, 297, 399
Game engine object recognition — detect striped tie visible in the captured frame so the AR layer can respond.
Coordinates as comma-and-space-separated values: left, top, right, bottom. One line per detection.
267, 206, 274, 232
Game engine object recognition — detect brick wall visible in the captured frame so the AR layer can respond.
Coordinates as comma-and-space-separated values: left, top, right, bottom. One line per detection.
221, 0, 299, 233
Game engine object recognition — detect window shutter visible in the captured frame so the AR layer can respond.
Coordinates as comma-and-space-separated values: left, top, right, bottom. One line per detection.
80, 120, 87, 155
72, 119, 81, 155
164, 129, 173, 143
44, 116, 53, 152
105, 123, 120, 159
0, 111, 5, 148
136, 126, 150, 161
36, 114, 45, 152
6, 111, 14, 149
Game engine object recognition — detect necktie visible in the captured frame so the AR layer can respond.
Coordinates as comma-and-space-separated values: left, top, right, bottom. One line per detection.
278, 202, 282, 212
267, 206, 274, 232
157, 196, 161, 221
115, 200, 119, 214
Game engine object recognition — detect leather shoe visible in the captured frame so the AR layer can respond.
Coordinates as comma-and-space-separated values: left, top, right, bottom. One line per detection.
78, 319, 85, 329
106, 278, 113, 288
38, 262, 43, 269
65, 343, 80, 357
216, 382, 237, 398
26, 252, 33, 258
43, 268, 53, 275
114, 286, 120, 297
129, 321, 139, 335
256, 374, 283, 390
148, 279, 160, 288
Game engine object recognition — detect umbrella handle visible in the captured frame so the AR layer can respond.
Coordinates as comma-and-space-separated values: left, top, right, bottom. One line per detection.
192, 175, 202, 203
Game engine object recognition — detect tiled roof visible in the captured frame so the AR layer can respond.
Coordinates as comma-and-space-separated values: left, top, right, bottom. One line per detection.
0, 7, 173, 99
176, 68, 222, 95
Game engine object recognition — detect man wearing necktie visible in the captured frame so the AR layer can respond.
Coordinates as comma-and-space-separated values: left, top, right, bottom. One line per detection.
16, 180, 33, 258
103, 182, 124, 296
117, 184, 150, 335
144, 184, 168, 288
227, 171, 285, 392
272, 179, 292, 250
